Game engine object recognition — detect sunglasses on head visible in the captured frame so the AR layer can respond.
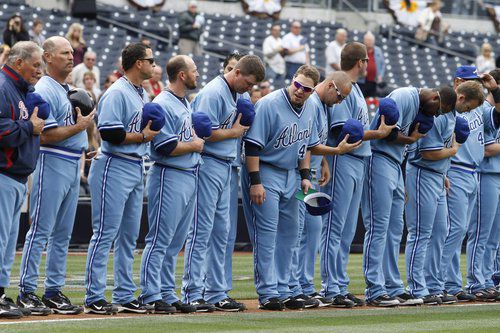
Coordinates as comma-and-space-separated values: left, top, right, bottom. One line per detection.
332, 80, 346, 102
293, 80, 314, 93
139, 58, 155, 64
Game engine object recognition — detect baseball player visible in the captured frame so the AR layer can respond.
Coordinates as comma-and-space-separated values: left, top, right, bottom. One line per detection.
84, 42, 159, 314
139, 55, 206, 314
242, 65, 322, 311
288, 70, 353, 308
17, 36, 94, 316
0, 41, 44, 319
465, 68, 500, 301
320, 42, 397, 308
182, 55, 265, 311
406, 82, 483, 305
440, 66, 500, 302
362, 85, 453, 307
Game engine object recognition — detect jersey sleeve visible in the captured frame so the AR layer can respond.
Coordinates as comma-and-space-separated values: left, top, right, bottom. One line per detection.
152, 104, 179, 151
243, 100, 270, 149
98, 89, 126, 131
192, 92, 221, 130
483, 106, 498, 145
329, 96, 352, 130
307, 118, 320, 148
35, 82, 58, 130
0, 94, 34, 148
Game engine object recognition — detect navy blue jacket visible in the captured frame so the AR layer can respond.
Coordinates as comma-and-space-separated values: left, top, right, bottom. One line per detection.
0, 65, 39, 183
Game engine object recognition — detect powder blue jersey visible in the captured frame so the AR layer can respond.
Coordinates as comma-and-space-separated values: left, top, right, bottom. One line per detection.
328, 83, 371, 157
149, 90, 201, 169
370, 87, 420, 164
98, 77, 149, 157
233, 92, 251, 168
244, 88, 320, 170
192, 76, 245, 160
452, 101, 497, 167
408, 111, 455, 174
36, 75, 87, 151
477, 106, 500, 174
306, 92, 328, 171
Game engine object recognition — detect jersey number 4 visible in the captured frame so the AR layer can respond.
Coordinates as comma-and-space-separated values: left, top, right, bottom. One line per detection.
478, 132, 484, 145
298, 144, 307, 159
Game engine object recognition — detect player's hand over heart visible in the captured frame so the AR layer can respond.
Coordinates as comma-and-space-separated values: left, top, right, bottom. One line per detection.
337, 134, 362, 154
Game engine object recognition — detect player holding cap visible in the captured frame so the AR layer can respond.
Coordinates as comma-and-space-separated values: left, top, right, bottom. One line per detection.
182, 55, 265, 312
18, 36, 95, 316
84, 42, 159, 314
0, 41, 44, 319
362, 84, 455, 307
405, 82, 484, 305
319, 42, 397, 308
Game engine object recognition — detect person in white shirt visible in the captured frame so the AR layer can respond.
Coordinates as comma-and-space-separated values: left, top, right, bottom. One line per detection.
281, 21, 309, 80
476, 43, 496, 75
325, 28, 347, 76
262, 24, 285, 81
72, 50, 100, 91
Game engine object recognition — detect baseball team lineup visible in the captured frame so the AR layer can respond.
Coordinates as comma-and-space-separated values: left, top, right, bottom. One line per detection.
0, 31, 499, 320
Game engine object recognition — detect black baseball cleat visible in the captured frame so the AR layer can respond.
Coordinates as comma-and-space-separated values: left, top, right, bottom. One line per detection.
330, 295, 355, 308
0, 296, 23, 319
259, 298, 284, 311
116, 299, 154, 313
148, 300, 176, 314
294, 294, 319, 308
17, 292, 52, 316
395, 293, 424, 306
214, 298, 246, 312
190, 299, 215, 313
437, 291, 457, 305
1, 294, 30, 316
84, 299, 118, 315
42, 292, 83, 315
367, 294, 400, 307
454, 291, 476, 302
283, 297, 305, 310
308, 292, 333, 307
172, 300, 196, 313
422, 294, 442, 305
484, 287, 500, 301
470, 289, 496, 302
345, 293, 366, 307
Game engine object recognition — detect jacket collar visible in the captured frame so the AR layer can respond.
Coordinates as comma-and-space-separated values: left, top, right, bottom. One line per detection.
2, 65, 33, 93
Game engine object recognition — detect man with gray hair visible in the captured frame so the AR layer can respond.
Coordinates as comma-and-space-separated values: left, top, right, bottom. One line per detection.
0, 41, 45, 318
358, 31, 385, 97
72, 50, 100, 91
17, 36, 95, 315
178, 0, 204, 56
325, 28, 348, 76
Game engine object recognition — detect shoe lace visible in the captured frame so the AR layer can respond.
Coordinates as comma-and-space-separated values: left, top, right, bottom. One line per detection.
27, 293, 45, 306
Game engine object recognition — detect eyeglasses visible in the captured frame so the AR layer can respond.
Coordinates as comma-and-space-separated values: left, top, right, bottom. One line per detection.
293, 80, 314, 93
331, 80, 346, 102
139, 58, 155, 64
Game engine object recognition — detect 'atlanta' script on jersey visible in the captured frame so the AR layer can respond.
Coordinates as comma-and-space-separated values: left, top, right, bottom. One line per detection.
274, 120, 313, 149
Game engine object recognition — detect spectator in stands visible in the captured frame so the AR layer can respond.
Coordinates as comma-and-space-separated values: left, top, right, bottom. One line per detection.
83, 71, 100, 103
112, 56, 124, 79
72, 51, 100, 91
282, 21, 310, 80
476, 42, 496, 75
144, 66, 164, 99
0, 44, 10, 67
262, 24, 285, 81
29, 19, 45, 47
416, 0, 448, 45
3, 14, 29, 47
66, 23, 87, 66
140, 36, 152, 47
325, 28, 348, 76
178, 0, 204, 56
258, 79, 272, 96
358, 31, 385, 97
250, 86, 262, 104
98, 74, 118, 101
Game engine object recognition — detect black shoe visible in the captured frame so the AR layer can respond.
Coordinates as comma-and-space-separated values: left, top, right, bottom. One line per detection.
308, 292, 332, 307
367, 294, 400, 307
172, 300, 196, 313
17, 292, 52, 316
148, 300, 176, 314
84, 299, 118, 315
422, 294, 442, 305
42, 292, 83, 315
485, 287, 500, 301
190, 299, 215, 312
330, 295, 355, 308
395, 292, 424, 306
436, 291, 457, 305
294, 294, 319, 308
214, 297, 246, 312
470, 289, 496, 302
454, 291, 476, 302
345, 293, 366, 307
283, 297, 305, 310
116, 299, 154, 313
0, 297, 23, 319
259, 297, 284, 311
228, 297, 247, 311
1, 294, 30, 316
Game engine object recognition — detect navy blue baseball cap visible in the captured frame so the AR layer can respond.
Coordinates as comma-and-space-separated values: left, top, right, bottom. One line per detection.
454, 66, 480, 79
454, 116, 470, 144
338, 118, 364, 143
141, 102, 166, 131
378, 97, 400, 126
236, 98, 255, 126
304, 192, 333, 216
26, 92, 50, 120
192, 111, 212, 138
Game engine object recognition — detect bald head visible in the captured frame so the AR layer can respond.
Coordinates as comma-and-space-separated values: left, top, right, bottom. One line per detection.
327, 71, 352, 94
317, 71, 352, 106
336, 28, 348, 44
364, 31, 375, 48
42, 36, 74, 80
166, 55, 198, 90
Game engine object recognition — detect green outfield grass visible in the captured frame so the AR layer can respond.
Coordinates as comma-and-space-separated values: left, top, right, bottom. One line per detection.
2, 252, 499, 332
